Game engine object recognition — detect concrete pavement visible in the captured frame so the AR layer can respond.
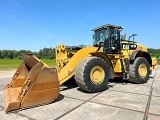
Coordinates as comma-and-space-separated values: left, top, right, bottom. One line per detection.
0, 66, 160, 120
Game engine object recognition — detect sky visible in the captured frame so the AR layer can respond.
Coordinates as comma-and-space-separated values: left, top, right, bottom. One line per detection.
0, 0, 160, 52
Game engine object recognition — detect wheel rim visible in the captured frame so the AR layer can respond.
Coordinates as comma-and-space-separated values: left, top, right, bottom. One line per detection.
90, 65, 105, 85
138, 63, 147, 78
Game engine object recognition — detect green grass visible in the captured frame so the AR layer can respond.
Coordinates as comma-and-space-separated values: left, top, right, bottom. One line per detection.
0, 59, 23, 70
0, 58, 159, 70
157, 58, 160, 65
41, 59, 56, 67
0, 59, 56, 70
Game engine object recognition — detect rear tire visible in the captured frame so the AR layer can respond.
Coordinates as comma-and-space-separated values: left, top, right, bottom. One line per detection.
129, 57, 150, 83
75, 57, 110, 92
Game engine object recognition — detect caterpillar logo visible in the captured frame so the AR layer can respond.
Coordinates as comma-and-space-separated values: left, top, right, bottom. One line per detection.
122, 43, 137, 50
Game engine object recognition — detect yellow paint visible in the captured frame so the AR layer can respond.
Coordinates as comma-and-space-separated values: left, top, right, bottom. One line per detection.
152, 58, 157, 69
112, 59, 122, 72
138, 63, 147, 78
55, 41, 154, 84
90, 65, 105, 85
56, 45, 98, 85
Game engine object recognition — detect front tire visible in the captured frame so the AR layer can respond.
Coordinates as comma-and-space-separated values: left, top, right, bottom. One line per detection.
75, 57, 110, 92
129, 57, 150, 83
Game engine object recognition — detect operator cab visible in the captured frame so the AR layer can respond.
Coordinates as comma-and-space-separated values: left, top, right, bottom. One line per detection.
92, 24, 123, 54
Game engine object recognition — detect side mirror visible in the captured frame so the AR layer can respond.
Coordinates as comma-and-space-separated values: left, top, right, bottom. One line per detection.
132, 34, 137, 36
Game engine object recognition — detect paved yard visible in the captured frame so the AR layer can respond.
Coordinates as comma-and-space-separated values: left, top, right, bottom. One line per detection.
0, 66, 160, 120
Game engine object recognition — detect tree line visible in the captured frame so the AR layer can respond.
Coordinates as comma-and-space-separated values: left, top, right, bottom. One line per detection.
0, 47, 55, 59
0, 48, 159, 59
147, 48, 160, 58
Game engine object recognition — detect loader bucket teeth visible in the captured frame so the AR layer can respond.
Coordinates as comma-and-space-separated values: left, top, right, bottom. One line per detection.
4, 54, 60, 113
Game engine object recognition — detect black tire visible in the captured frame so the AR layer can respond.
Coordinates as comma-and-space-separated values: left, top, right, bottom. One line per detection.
74, 57, 110, 92
129, 57, 150, 83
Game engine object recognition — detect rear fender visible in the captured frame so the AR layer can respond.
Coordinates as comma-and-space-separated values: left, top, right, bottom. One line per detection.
130, 50, 152, 66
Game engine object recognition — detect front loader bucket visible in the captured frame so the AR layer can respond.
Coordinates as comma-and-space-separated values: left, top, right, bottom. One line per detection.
4, 54, 60, 113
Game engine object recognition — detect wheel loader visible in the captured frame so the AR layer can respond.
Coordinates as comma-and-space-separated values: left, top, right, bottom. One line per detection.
4, 24, 157, 113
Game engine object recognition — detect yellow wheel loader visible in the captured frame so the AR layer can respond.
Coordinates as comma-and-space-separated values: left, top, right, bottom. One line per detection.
4, 24, 157, 113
